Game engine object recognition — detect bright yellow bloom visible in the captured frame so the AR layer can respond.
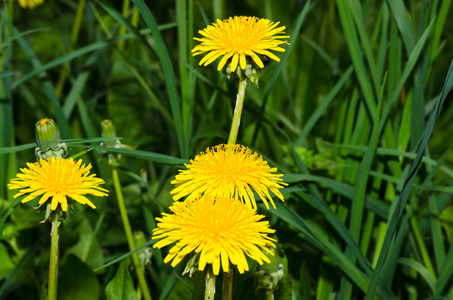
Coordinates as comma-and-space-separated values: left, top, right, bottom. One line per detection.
8, 157, 108, 211
192, 16, 290, 72
18, 0, 44, 9
171, 144, 287, 210
152, 195, 276, 275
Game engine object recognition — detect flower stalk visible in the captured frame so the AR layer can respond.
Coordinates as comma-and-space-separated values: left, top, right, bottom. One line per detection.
205, 266, 216, 300
222, 270, 233, 300
112, 166, 152, 300
48, 211, 61, 300
227, 79, 247, 145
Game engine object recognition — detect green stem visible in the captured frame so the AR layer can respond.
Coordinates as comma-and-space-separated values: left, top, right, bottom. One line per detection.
265, 290, 274, 300
48, 212, 60, 300
222, 270, 233, 300
205, 267, 217, 300
112, 167, 152, 300
227, 79, 247, 144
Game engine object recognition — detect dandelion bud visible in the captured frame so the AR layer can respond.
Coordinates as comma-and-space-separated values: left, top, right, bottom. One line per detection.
35, 118, 67, 160
254, 245, 284, 295
101, 119, 119, 147
100, 119, 136, 165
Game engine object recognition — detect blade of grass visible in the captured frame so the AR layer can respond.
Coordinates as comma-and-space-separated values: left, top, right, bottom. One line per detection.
399, 258, 436, 294
251, 0, 312, 146
131, 0, 186, 158
15, 29, 73, 138
336, 0, 376, 118
267, 202, 396, 299
75, 144, 188, 165
365, 59, 453, 299
285, 174, 389, 219
295, 66, 353, 145
0, 197, 22, 240
436, 240, 453, 295
386, 0, 416, 52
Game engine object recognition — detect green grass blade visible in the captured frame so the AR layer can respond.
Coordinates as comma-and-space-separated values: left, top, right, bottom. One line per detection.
348, 0, 381, 94
296, 191, 373, 276
0, 197, 22, 240
62, 54, 98, 118
398, 258, 436, 294
0, 28, 47, 49
365, 59, 453, 300
131, 0, 186, 158
12, 37, 119, 90
386, 0, 416, 52
268, 202, 396, 299
95, 0, 151, 50
252, 0, 311, 146
436, 241, 453, 295
336, 0, 376, 117
295, 66, 353, 145
285, 174, 389, 218
94, 240, 156, 271
176, 0, 192, 145
15, 30, 72, 138
0, 143, 36, 154
75, 144, 188, 165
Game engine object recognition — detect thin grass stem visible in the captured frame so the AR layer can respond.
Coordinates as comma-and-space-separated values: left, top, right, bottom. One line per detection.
112, 166, 152, 300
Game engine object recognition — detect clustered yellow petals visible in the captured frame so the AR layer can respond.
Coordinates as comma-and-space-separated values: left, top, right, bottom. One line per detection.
18, 0, 44, 9
8, 157, 108, 211
152, 195, 276, 275
192, 16, 290, 72
171, 144, 287, 210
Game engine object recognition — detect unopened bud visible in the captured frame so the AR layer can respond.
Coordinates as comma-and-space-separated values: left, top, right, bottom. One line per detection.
101, 119, 119, 147
100, 119, 136, 165
35, 118, 67, 160
254, 245, 284, 295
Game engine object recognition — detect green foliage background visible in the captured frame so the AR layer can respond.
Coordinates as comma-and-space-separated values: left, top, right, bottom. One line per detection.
1, 0, 453, 299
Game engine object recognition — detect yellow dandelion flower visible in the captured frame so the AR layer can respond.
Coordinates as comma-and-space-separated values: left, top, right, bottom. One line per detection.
152, 195, 276, 275
171, 144, 287, 210
18, 0, 44, 9
8, 157, 108, 211
192, 16, 290, 72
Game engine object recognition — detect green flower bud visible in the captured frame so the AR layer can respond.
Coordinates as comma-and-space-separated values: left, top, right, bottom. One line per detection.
134, 231, 153, 270
101, 119, 119, 147
35, 118, 67, 160
254, 245, 284, 296
36, 118, 60, 151
100, 119, 136, 166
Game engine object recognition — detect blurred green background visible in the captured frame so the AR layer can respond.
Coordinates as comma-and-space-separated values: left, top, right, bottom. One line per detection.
1, 0, 453, 299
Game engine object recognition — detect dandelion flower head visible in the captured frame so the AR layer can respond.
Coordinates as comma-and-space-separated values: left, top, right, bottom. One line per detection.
8, 157, 108, 211
18, 0, 44, 9
171, 144, 287, 210
192, 16, 290, 72
152, 195, 276, 275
